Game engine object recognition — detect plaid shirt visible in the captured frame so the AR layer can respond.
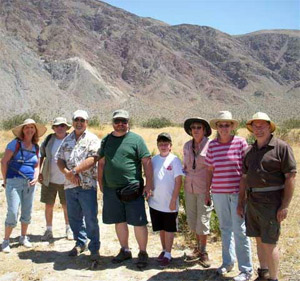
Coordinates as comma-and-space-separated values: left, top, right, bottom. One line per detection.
57, 130, 100, 190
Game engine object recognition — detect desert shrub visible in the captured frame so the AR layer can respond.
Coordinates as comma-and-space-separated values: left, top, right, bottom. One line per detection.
237, 119, 247, 129
275, 127, 290, 141
142, 117, 173, 128
88, 116, 102, 128
246, 133, 256, 145
210, 209, 221, 237
1, 113, 45, 130
281, 119, 300, 129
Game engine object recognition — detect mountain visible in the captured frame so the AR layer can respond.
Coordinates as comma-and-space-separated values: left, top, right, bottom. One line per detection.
0, 0, 299, 123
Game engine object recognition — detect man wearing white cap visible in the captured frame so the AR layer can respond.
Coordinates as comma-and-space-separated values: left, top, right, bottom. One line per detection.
57, 110, 101, 264
237, 112, 297, 281
39, 117, 72, 241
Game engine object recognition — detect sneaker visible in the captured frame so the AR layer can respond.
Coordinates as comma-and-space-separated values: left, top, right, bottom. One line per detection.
41, 230, 53, 241
136, 251, 148, 269
2, 240, 11, 253
68, 244, 87, 257
159, 257, 171, 268
65, 228, 73, 240
112, 248, 132, 263
156, 251, 165, 262
254, 268, 269, 281
198, 252, 211, 268
19, 236, 32, 248
217, 264, 234, 276
234, 272, 253, 281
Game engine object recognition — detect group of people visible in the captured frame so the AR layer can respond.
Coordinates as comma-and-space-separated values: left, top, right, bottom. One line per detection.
0, 109, 296, 281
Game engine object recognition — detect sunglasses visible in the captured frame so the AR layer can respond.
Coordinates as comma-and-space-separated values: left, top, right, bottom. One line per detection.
217, 124, 231, 128
54, 124, 67, 128
190, 126, 203, 130
74, 118, 86, 123
113, 119, 128, 124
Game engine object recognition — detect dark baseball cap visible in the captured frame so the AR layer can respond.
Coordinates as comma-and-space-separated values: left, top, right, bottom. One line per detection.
157, 132, 172, 142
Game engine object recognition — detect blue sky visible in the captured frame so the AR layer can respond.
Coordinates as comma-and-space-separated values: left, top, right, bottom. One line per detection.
102, 0, 300, 35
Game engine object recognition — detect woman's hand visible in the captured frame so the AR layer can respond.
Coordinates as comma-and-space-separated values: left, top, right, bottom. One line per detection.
169, 198, 176, 211
29, 178, 38, 186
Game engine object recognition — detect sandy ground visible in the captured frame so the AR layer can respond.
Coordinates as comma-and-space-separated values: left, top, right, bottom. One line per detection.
0, 181, 298, 281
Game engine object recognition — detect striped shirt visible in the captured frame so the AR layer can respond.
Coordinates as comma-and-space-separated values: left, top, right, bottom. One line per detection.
205, 136, 248, 194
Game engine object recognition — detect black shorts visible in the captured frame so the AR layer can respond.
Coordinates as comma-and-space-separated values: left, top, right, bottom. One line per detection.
149, 207, 178, 232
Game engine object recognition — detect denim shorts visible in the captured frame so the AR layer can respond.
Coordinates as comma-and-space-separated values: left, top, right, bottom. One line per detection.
246, 191, 282, 244
40, 182, 66, 205
103, 186, 148, 226
5, 177, 36, 227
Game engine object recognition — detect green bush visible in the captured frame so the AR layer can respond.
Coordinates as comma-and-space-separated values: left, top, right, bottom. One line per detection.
246, 133, 256, 145
1, 113, 45, 130
142, 117, 173, 128
281, 118, 300, 129
210, 209, 221, 237
88, 116, 101, 128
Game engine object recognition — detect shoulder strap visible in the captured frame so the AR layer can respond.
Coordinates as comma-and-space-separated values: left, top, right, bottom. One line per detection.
12, 138, 22, 159
44, 133, 53, 148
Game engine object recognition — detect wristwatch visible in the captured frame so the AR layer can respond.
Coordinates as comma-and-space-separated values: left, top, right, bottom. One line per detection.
71, 169, 77, 175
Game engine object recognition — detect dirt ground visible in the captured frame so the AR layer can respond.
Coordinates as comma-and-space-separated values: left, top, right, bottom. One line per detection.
0, 181, 299, 281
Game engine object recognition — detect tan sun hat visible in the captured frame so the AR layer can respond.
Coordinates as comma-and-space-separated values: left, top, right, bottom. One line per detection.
184, 117, 212, 137
210, 111, 239, 130
12, 119, 47, 139
246, 112, 276, 133
51, 117, 71, 130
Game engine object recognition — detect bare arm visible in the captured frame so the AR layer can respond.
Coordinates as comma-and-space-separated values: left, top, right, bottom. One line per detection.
237, 174, 247, 218
29, 159, 40, 186
169, 175, 182, 211
1, 149, 14, 188
97, 157, 105, 192
38, 156, 45, 183
142, 156, 153, 199
205, 165, 214, 205
277, 172, 296, 222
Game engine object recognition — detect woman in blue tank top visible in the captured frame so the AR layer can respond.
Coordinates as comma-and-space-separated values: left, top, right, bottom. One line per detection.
1, 119, 47, 253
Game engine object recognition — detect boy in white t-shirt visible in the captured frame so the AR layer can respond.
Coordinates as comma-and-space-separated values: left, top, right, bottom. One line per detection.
148, 133, 184, 268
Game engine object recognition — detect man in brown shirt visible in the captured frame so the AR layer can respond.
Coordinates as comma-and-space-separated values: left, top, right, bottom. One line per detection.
237, 112, 297, 281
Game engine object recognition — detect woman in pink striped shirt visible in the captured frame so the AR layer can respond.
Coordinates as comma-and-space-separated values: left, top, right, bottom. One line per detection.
205, 111, 253, 281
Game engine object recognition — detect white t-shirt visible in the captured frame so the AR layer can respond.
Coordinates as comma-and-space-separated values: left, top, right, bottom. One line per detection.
50, 138, 65, 184
148, 153, 184, 213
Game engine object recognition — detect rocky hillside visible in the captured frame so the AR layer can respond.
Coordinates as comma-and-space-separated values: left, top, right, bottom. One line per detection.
0, 0, 299, 122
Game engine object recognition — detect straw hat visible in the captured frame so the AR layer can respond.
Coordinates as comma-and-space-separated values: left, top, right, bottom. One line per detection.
184, 117, 212, 137
12, 119, 47, 138
52, 117, 71, 129
246, 112, 276, 133
210, 111, 239, 130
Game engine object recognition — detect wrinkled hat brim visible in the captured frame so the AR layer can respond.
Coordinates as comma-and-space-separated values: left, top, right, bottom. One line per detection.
246, 119, 276, 133
12, 123, 47, 139
184, 118, 212, 137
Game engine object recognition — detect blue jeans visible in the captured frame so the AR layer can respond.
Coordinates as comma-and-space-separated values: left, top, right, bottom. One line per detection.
65, 187, 100, 254
5, 178, 36, 227
212, 193, 252, 273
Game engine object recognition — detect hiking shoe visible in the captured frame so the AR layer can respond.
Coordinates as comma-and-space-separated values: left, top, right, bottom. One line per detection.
254, 268, 269, 281
19, 236, 32, 248
68, 244, 87, 257
234, 272, 253, 281
41, 230, 53, 241
90, 251, 100, 261
112, 248, 132, 263
217, 264, 234, 276
156, 251, 165, 262
159, 257, 171, 268
198, 252, 211, 268
136, 251, 148, 269
2, 240, 11, 253
65, 228, 73, 240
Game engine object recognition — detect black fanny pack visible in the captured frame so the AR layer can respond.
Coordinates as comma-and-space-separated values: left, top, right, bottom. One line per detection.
116, 181, 144, 202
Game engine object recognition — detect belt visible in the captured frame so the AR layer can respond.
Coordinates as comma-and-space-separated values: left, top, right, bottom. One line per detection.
248, 185, 284, 193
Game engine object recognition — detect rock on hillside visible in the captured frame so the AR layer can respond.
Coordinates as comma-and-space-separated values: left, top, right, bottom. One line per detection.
0, 0, 299, 122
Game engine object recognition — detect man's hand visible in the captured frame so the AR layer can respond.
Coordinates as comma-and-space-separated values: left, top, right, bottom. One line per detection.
38, 173, 43, 184
237, 202, 245, 218
205, 191, 211, 206
169, 198, 176, 211
143, 184, 153, 200
65, 171, 80, 186
277, 207, 288, 222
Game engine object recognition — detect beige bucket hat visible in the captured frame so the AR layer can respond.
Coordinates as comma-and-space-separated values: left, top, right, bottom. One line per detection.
52, 117, 71, 129
12, 119, 47, 139
246, 112, 276, 133
210, 111, 239, 130
184, 117, 212, 137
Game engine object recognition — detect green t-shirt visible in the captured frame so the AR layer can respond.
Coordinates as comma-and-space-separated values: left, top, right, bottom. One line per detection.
98, 131, 151, 189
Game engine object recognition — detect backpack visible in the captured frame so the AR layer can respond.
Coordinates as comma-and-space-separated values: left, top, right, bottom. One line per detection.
13, 138, 39, 159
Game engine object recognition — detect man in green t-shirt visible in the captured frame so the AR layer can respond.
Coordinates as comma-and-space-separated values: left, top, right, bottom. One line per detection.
98, 109, 153, 269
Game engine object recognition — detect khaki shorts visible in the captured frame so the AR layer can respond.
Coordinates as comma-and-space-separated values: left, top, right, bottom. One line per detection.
40, 182, 66, 205
184, 191, 213, 235
246, 191, 282, 244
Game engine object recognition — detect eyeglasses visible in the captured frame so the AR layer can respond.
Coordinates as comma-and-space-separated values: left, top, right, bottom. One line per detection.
190, 126, 203, 130
74, 118, 86, 123
217, 124, 231, 128
54, 124, 67, 128
113, 119, 128, 124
